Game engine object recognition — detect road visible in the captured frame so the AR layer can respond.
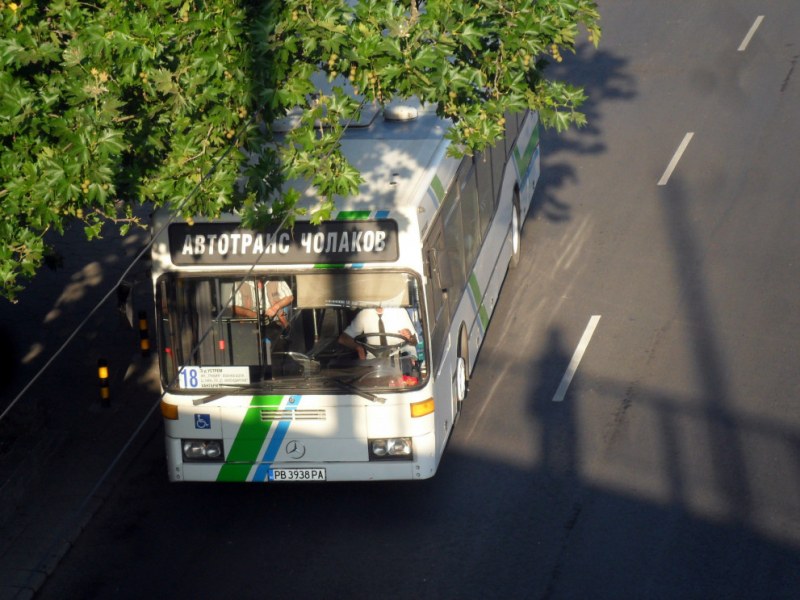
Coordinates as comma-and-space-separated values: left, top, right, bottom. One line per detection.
19, 1, 800, 598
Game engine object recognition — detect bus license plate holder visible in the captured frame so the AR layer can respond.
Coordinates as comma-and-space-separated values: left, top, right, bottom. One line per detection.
268, 468, 327, 482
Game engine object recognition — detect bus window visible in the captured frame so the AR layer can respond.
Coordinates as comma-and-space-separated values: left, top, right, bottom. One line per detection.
504, 111, 518, 157
156, 272, 426, 391
476, 151, 495, 236
458, 159, 481, 271
442, 190, 466, 316
424, 221, 451, 367
490, 142, 506, 206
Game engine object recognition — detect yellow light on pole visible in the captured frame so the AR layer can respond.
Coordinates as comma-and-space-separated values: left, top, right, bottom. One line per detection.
138, 310, 150, 356
97, 358, 110, 407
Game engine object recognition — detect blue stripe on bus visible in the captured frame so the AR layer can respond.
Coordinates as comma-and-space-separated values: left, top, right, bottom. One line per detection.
252, 396, 300, 482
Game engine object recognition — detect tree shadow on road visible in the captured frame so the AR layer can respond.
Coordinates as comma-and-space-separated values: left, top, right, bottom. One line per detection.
531, 43, 637, 225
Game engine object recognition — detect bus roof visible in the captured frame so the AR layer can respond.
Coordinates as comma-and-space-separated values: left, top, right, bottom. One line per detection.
291, 100, 453, 215
152, 100, 458, 241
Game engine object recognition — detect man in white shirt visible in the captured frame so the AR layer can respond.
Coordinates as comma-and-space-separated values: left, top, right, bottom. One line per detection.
338, 307, 417, 360
233, 278, 293, 329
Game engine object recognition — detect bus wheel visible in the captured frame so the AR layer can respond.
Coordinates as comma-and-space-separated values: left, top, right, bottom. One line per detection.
509, 201, 521, 269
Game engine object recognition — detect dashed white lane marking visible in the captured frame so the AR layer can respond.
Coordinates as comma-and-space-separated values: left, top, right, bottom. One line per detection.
553, 315, 601, 402
738, 15, 764, 52
658, 132, 694, 186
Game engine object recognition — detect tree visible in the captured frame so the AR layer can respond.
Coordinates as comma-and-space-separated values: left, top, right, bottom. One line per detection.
0, 0, 600, 301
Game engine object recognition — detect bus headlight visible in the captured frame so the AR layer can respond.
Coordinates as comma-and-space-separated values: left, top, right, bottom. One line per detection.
369, 437, 413, 461
182, 439, 224, 462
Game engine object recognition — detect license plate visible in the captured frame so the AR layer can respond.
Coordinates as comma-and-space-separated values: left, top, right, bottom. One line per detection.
268, 468, 326, 482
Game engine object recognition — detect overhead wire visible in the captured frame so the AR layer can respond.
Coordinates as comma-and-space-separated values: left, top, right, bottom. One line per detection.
0, 109, 258, 425
162, 95, 370, 391
8, 10, 374, 588
1, 92, 369, 426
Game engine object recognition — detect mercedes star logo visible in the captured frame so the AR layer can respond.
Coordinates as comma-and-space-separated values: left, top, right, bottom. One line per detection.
285, 440, 306, 459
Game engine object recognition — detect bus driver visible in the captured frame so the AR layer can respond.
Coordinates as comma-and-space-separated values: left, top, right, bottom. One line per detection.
338, 307, 417, 360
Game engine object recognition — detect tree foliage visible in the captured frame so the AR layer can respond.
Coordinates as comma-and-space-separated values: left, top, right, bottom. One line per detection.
0, 0, 600, 301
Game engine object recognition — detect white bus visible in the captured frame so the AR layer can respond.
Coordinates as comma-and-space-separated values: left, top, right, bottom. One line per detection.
152, 101, 540, 482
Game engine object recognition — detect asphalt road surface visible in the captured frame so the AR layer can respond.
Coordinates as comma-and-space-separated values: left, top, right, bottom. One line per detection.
29, 1, 800, 598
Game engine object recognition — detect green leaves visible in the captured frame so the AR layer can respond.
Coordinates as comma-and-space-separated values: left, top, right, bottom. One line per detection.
0, 0, 600, 301
0, 1, 263, 299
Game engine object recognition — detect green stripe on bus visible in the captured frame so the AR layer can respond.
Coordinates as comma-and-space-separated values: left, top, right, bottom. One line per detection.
468, 274, 489, 330
217, 464, 251, 482
336, 211, 372, 220
430, 175, 445, 202
529, 124, 540, 151
513, 125, 540, 178
217, 394, 284, 482
520, 126, 539, 171
513, 145, 524, 176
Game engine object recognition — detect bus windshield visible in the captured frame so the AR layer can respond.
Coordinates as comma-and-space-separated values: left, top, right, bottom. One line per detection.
156, 271, 427, 393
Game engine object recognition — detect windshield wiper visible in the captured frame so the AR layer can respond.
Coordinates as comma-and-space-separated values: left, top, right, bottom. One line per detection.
329, 377, 386, 404
191, 376, 386, 405
191, 380, 277, 405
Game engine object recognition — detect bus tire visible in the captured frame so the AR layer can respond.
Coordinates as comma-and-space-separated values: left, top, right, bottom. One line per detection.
509, 197, 522, 269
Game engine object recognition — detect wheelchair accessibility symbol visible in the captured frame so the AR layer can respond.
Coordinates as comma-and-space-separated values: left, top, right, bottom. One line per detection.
194, 414, 211, 429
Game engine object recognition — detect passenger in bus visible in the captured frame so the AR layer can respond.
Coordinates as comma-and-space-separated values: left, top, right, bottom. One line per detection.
233, 278, 294, 329
337, 307, 417, 360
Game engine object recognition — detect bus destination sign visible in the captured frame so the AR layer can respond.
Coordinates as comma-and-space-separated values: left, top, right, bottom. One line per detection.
168, 220, 399, 266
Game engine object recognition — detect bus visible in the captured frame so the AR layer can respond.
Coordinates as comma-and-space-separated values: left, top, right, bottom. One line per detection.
151, 100, 540, 482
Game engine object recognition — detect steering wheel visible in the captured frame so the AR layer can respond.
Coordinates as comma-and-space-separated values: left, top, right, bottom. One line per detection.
354, 332, 409, 358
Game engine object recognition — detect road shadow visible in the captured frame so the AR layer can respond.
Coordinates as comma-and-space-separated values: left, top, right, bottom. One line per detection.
16, 14, 800, 600
34, 388, 800, 600
0, 213, 152, 441
532, 43, 637, 225
657, 176, 754, 520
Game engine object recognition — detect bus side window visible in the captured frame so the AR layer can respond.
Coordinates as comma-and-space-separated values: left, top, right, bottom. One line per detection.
424, 223, 451, 366
504, 110, 522, 156
490, 142, 506, 208
458, 158, 481, 271
475, 150, 495, 237
430, 229, 457, 294
442, 188, 466, 316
